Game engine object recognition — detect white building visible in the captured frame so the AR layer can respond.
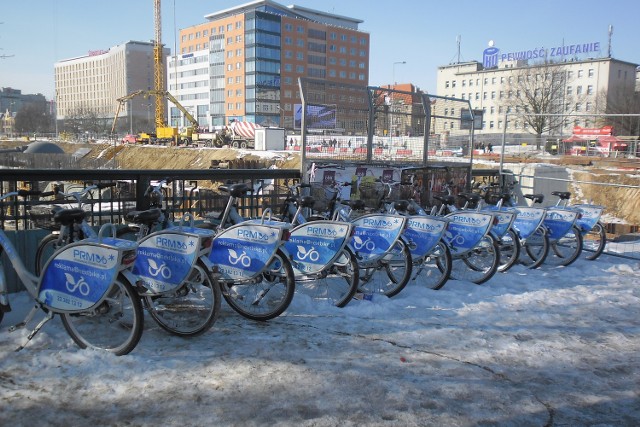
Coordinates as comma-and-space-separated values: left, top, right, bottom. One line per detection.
436, 40, 638, 144
54, 41, 169, 129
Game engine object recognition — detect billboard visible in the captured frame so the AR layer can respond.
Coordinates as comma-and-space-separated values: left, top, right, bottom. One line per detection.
294, 104, 337, 129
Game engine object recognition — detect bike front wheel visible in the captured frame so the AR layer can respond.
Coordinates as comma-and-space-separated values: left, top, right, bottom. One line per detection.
547, 225, 583, 267
451, 235, 500, 284
296, 247, 359, 308
522, 227, 550, 269
358, 238, 412, 297
415, 239, 452, 290
497, 228, 521, 273
221, 248, 295, 321
144, 259, 221, 337
583, 221, 606, 260
61, 274, 144, 356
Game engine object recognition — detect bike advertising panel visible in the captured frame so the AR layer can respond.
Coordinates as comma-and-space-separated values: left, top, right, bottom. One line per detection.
543, 208, 579, 240
38, 242, 125, 312
349, 214, 406, 264
444, 211, 494, 255
573, 204, 604, 232
482, 206, 517, 239
132, 230, 202, 295
285, 220, 352, 274
403, 216, 448, 258
210, 223, 283, 281
511, 207, 546, 239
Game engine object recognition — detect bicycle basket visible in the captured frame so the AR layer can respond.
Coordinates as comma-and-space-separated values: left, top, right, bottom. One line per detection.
383, 183, 414, 203
309, 183, 338, 213
357, 180, 384, 210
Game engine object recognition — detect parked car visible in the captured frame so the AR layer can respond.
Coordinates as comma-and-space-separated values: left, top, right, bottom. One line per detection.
451, 146, 464, 157
122, 134, 138, 144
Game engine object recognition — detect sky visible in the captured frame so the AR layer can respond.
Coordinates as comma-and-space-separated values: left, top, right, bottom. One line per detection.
1, 240, 639, 425
1, 0, 640, 100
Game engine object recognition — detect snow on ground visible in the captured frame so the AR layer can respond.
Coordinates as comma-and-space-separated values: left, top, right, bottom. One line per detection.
1, 249, 640, 426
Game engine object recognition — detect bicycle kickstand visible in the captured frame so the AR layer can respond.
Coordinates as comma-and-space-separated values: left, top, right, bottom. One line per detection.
15, 311, 55, 352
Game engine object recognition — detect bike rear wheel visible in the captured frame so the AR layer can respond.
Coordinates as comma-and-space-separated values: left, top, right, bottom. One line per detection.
415, 239, 452, 290
221, 248, 295, 321
522, 228, 550, 269
295, 247, 359, 308
144, 260, 221, 337
358, 238, 412, 298
451, 235, 500, 284
61, 274, 144, 356
547, 225, 583, 267
497, 228, 521, 273
583, 221, 606, 260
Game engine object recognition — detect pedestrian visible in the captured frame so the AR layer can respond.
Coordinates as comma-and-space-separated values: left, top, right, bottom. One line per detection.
488, 143, 493, 153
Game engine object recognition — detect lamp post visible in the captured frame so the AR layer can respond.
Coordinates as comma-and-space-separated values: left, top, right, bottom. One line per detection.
391, 61, 406, 137
129, 100, 133, 135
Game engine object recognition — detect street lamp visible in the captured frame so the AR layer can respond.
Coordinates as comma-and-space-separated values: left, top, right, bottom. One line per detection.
391, 61, 406, 137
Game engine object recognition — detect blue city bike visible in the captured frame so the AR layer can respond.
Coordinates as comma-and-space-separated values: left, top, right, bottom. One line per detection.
37, 180, 222, 337
361, 179, 452, 291
197, 183, 296, 321
0, 190, 144, 355
552, 191, 606, 261
276, 182, 360, 307
308, 181, 413, 298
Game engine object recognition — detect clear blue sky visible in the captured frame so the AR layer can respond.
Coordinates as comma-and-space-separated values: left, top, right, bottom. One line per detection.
1, 0, 638, 100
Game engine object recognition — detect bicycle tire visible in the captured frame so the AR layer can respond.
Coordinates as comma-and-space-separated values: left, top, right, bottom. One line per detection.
416, 239, 452, 290
451, 235, 500, 284
61, 274, 144, 356
497, 227, 521, 273
358, 238, 412, 298
144, 259, 221, 337
35, 233, 61, 276
522, 227, 550, 269
547, 225, 583, 267
296, 247, 360, 308
221, 248, 295, 321
583, 221, 606, 260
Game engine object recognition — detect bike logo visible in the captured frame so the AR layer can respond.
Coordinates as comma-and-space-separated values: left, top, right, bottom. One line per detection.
64, 273, 90, 296
296, 245, 320, 262
352, 236, 375, 251
228, 249, 251, 267
147, 259, 172, 279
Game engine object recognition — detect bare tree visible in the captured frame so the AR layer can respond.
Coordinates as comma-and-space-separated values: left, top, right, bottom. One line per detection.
500, 62, 580, 149
62, 106, 108, 139
595, 88, 640, 136
14, 103, 53, 134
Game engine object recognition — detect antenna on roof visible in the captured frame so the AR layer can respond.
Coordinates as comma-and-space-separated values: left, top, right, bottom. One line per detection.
457, 35, 461, 64
607, 25, 613, 58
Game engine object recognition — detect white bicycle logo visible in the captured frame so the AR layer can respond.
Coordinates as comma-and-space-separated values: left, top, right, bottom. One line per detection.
445, 231, 465, 246
229, 249, 251, 267
148, 259, 172, 279
64, 273, 90, 296
296, 245, 320, 262
352, 236, 375, 251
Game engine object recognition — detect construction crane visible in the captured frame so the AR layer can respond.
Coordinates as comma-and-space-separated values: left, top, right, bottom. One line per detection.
153, 0, 164, 129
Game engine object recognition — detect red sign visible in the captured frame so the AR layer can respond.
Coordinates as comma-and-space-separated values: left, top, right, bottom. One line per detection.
572, 126, 613, 136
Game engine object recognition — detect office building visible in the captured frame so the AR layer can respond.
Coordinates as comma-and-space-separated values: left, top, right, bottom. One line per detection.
435, 40, 638, 143
168, 0, 369, 130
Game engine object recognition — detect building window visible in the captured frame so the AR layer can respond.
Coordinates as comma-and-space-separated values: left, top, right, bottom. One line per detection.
566, 86, 572, 96
578, 70, 583, 78
451, 80, 456, 88
445, 81, 450, 88
588, 68, 594, 77
577, 86, 583, 95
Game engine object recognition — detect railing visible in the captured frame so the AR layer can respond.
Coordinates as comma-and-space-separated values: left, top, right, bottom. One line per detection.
0, 168, 301, 230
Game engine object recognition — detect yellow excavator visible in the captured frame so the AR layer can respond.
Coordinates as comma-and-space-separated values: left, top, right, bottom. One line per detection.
110, 89, 198, 144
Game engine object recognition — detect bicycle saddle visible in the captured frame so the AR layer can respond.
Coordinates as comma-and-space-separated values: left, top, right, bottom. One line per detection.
299, 195, 315, 208
393, 200, 409, 212
433, 194, 456, 206
551, 191, 571, 200
524, 194, 544, 204
52, 207, 86, 226
219, 183, 249, 197
125, 208, 162, 224
457, 193, 482, 203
